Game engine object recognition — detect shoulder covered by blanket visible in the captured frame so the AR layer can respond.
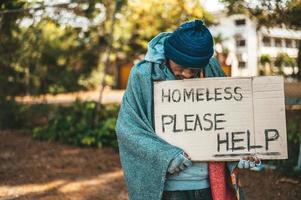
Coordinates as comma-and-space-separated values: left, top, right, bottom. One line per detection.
116, 32, 226, 200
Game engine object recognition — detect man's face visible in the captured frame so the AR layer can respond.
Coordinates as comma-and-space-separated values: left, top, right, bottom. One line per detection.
167, 59, 201, 80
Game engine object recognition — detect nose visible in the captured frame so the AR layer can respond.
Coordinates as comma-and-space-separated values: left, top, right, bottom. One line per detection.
181, 69, 194, 78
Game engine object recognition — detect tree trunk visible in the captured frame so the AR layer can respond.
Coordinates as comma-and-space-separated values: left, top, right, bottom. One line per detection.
94, 2, 117, 126
297, 40, 301, 80
295, 143, 301, 171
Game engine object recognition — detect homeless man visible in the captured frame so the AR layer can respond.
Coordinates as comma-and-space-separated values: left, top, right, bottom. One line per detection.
116, 20, 261, 200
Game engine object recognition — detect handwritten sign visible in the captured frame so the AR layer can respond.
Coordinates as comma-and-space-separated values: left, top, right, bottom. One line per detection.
154, 76, 287, 161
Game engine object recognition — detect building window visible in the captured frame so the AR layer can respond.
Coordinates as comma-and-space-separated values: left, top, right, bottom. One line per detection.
235, 19, 246, 26
238, 61, 246, 68
285, 39, 293, 48
236, 53, 242, 61
236, 39, 246, 47
262, 36, 271, 47
274, 38, 282, 47
293, 40, 300, 48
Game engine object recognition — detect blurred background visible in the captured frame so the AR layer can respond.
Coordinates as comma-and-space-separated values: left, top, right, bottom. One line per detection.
0, 0, 300, 199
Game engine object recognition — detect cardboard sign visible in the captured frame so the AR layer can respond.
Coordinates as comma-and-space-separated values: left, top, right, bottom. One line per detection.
154, 76, 287, 161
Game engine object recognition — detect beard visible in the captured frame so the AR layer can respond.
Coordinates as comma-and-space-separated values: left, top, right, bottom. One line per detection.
176, 75, 194, 80
176, 75, 184, 80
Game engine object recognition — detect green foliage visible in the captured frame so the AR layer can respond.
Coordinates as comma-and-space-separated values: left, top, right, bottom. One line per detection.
0, 1, 105, 96
220, 0, 301, 28
275, 53, 296, 67
0, 0, 215, 151
274, 53, 297, 75
33, 100, 119, 149
259, 54, 272, 65
0, 100, 24, 129
0, 100, 54, 130
0, 1, 28, 99
114, 0, 214, 62
1, 0, 214, 97
8, 19, 99, 95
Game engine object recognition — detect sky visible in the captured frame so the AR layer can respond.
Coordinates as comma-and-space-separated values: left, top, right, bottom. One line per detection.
28, 0, 225, 12
38, 0, 226, 12
20, 0, 224, 28
202, 0, 225, 12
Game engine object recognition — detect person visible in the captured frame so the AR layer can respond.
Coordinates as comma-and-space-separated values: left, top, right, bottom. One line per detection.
116, 20, 261, 200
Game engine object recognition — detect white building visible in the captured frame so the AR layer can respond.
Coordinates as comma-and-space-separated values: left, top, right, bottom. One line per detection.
209, 12, 301, 77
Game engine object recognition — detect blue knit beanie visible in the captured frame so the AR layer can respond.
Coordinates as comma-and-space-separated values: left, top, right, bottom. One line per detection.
164, 20, 214, 69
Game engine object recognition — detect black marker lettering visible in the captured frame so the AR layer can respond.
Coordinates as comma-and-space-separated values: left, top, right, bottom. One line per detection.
247, 130, 263, 151
265, 129, 279, 150
234, 87, 243, 101
196, 88, 205, 101
162, 115, 173, 133
231, 131, 245, 151
183, 88, 194, 102
172, 89, 181, 102
206, 88, 214, 101
194, 114, 203, 131
217, 132, 229, 152
162, 89, 171, 103
203, 113, 213, 131
224, 87, 233, 100
184, 114, 194, 131
214, 113, 226, 130
173, 114, 183, 133
214, 88, 222, 101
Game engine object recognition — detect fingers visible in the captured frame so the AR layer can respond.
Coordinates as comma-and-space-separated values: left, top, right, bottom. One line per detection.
176, 154, 192, 172
239, 159, 250, 168
245, 156, 260, 164
238, 156, 261, 169
249, 160, 256, 168
167, 152, 192, 174
168, 162, 190, 174
183, 158, 192, 168
183, 152, 191, 160
237, 159, 244, 169
242, 156, 255, 161
178, 165, 185, 171
253, 156, 260, 164
168, 168, 175, 174
238, 159, 250, 169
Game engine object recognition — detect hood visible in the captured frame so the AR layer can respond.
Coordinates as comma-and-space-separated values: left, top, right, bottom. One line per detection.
144, 32, 171, 64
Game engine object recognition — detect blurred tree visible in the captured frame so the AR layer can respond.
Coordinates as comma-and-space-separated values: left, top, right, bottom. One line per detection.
259, 54, 272, 75
0, 0, 30, 128
94, 0, 211, 125
0, 0, 28, 99
275, 52, 297, 75
0, 0, 109, 96
214, 33, 227, 45
94, 0, 213, 125
220, 0, 301, 79
95, 0, 127, 126
114, 0, 214, 62
0, 0, 213, 98
18, 19, 100, 95
0, 0, 109, 128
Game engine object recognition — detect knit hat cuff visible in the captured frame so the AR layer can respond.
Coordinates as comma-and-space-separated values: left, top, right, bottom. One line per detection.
164, 39, 213, 68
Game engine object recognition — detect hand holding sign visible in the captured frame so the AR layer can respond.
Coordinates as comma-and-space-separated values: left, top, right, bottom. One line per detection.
167, 152, 192, 174
238, 156, 261, 169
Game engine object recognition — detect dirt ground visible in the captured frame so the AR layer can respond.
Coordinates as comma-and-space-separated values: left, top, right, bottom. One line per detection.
1, 130, 300, 200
